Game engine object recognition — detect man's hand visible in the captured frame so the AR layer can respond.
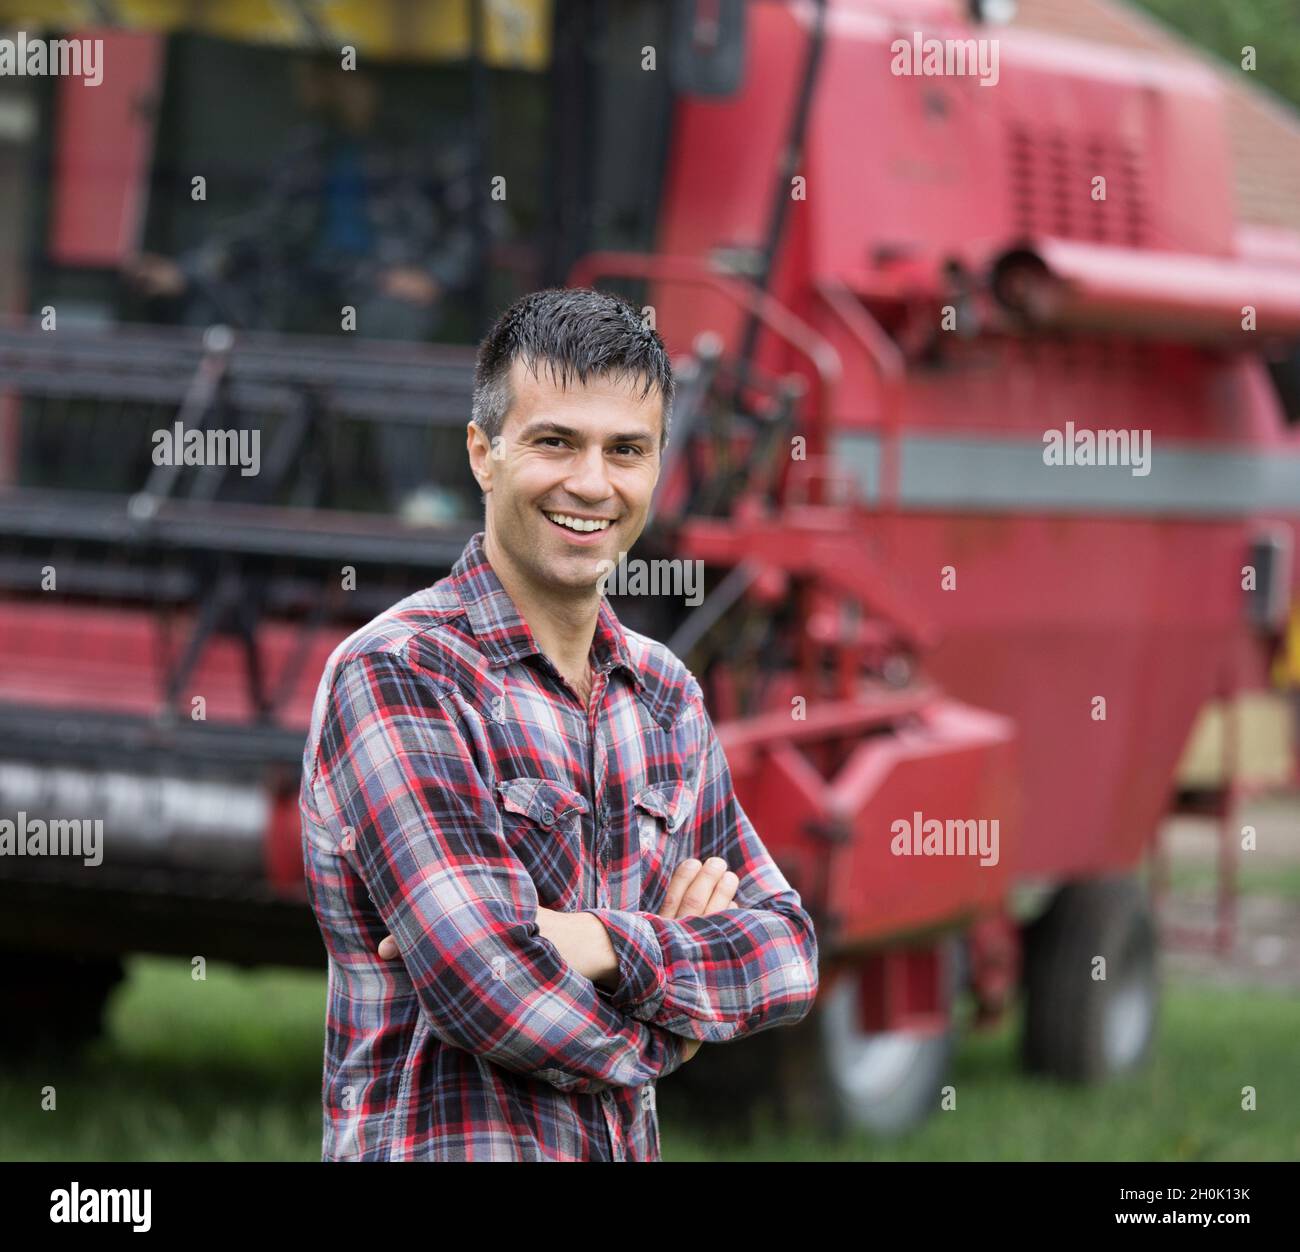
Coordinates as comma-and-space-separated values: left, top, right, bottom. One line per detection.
380, 266, 441, 305
123, 253, 186, 297
659, 856, 739, 921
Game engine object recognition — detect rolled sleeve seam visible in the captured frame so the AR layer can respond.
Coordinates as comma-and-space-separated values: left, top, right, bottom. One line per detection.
588, 908, 668, 1018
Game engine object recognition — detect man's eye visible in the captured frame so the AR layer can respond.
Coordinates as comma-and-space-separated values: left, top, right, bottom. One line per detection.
538, 437, 567, 448
614, 445, 644, 456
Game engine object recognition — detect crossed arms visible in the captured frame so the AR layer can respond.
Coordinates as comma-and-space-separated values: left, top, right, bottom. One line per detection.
308, 650, 820, 1096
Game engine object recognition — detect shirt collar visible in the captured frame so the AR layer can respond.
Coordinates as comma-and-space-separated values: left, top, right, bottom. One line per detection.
450, 530, 646, 695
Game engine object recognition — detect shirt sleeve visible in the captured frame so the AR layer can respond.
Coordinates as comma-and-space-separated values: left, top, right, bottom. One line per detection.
586, 681, 821, 1042
309, 649, 690, 1093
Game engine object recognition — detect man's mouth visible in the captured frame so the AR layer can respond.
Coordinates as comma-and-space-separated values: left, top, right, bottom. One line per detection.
542, 510, 614, 534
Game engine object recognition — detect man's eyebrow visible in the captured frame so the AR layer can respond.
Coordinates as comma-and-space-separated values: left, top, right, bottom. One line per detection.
515, 421, 655, 444
516, 420, 579, 440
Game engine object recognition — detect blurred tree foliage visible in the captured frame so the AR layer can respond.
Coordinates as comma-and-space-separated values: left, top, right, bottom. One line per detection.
1133, 0, 1300, 109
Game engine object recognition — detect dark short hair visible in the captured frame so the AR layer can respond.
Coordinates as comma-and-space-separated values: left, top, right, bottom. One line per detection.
470, 287, 674, 450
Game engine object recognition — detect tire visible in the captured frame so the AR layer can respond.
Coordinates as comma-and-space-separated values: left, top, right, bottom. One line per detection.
0, 950, 126, 1060
1020, 876, 1159, 1082
813, 939, 960, 1138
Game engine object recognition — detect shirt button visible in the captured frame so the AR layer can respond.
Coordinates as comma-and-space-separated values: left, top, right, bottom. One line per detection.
540, 809, 555, 828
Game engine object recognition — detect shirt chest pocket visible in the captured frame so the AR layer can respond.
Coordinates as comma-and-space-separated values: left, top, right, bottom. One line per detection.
496, 776, 590, 906
633, 780, 695, 891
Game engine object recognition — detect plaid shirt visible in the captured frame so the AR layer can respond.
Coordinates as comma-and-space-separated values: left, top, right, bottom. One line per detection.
299, 531, 820, 1161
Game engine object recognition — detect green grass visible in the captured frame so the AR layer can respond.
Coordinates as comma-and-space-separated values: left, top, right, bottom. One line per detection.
661, 987, 1299, 1161
1156, 860, 1300, 901
0, 956, 1295, 1161
1, 959, 326, 1162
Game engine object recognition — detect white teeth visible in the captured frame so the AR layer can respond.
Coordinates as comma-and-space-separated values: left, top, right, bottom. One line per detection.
544, 511, 611, 533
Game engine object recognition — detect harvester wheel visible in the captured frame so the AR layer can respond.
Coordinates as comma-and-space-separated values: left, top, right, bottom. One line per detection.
811, 938, 961, 1138
0, 950, 126, 1059
1020, 876, 1159, 1081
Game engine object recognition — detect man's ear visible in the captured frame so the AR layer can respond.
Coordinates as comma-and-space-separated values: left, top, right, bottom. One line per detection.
466, 421, 494, 492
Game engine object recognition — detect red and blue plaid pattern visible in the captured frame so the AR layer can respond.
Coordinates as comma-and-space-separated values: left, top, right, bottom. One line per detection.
300, 531, 820, 1160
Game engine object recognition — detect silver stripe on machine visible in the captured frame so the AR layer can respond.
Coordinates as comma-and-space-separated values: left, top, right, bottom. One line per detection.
833, 431, 1300, 515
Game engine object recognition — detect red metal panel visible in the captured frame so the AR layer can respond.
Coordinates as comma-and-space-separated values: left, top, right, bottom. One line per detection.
803, 8, 1233, 291
48, 30, 163, 266
879, 511, 1277, 879
0, 601, 335, 727
266, 783, 309, 899
650, 1, 808, 359
993, 237, 1300, 342
854, 945, 947, 1035
824, 698, 1020, 945
722, 686, 1019, 949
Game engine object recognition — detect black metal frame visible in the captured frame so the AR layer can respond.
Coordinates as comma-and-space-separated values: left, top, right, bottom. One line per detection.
0, 319, 483, 741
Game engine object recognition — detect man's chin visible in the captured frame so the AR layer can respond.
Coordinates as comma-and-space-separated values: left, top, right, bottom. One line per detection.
542, 549, 616, 591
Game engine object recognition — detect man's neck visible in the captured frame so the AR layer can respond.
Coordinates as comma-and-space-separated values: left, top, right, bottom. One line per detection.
483, 529, 600, 694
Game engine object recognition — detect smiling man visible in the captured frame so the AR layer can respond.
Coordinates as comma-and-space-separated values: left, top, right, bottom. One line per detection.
299, 287, 820, 1161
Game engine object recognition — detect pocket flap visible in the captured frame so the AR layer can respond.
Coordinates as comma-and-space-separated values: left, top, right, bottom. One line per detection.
497, 776, 589, 828
633, 780, 694, 834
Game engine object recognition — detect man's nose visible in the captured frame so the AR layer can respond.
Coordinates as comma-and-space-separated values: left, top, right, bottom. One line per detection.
564, 445, 612, 500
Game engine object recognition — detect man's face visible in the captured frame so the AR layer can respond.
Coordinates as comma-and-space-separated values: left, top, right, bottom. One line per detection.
468, 357, 664, 595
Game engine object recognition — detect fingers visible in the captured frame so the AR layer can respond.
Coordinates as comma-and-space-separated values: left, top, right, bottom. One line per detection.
703, 870, 739, 914
660, 858, 701, 920
377, 934, 400, 960
677, 856, 728, 916
662, 857, 745, 920
663, 857, 742, 919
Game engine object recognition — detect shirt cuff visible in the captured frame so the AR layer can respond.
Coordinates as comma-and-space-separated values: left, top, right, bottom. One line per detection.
586, 908, 668, 1020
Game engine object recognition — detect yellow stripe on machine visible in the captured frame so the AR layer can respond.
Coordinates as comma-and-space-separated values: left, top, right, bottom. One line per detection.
0, 0, 551, 68
1273, 603, 1300, 687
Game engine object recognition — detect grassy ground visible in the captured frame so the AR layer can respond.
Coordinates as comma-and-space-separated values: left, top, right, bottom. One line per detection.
1, 955, 1295, 1161
1159, 860, 1300, 901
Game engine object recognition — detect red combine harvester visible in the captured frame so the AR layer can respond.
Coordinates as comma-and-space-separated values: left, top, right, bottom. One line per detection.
1, 0, 1298, 1136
